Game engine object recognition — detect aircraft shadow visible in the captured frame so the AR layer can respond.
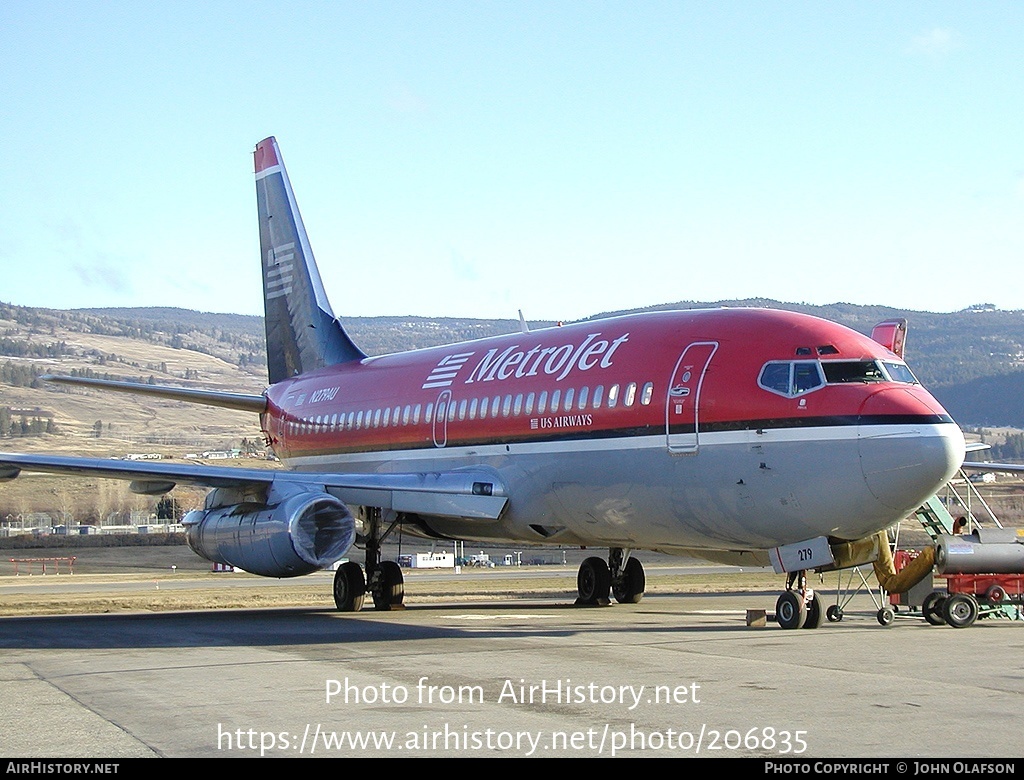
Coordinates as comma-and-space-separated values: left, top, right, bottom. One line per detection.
0, 594, 770, 650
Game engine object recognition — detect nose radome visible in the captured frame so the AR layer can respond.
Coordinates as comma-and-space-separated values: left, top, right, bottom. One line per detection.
858, 388, 965, 512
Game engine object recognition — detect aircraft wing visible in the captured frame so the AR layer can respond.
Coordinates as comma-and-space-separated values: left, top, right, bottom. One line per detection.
962, 461, 1024, 474
0, 453, 508, 521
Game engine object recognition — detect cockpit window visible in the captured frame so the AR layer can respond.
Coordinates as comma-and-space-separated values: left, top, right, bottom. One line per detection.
761, 358, 918, 399
882, 362, 918, 384
758, 361, 824, 398
821, 360, 885, 384
759, 362, 791, 395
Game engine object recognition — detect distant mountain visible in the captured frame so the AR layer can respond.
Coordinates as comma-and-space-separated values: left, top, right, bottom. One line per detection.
592, 298, 1024, 426
4, 299, 1024, 427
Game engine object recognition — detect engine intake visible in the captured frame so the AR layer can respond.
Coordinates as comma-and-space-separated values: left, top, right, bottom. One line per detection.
183, 488, 355, 577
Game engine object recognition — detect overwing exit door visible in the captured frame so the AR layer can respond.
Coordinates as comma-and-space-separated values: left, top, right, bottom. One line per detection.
666, 342, 718, 454
432, 389, 451, 448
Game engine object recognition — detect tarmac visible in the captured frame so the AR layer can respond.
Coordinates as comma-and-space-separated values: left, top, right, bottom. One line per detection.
1, 567, 1022, 759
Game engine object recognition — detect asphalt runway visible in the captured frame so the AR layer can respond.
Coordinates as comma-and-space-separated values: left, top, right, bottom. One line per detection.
1, 576, 1022, 759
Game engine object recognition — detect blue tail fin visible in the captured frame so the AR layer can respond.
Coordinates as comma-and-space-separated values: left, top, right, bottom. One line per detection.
254, 137, 365, 384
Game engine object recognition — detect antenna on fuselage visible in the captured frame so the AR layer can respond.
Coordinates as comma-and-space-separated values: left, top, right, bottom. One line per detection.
518, 309, 530, 333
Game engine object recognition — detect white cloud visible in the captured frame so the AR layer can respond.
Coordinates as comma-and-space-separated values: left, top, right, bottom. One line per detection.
908, 27, 959, 57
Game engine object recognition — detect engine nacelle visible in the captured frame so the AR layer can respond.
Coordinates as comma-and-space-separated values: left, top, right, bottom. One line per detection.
182, 485, 355, 577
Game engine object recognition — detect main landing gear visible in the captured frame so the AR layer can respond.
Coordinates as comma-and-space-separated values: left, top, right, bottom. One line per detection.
333, 507, 405, 612
775, 570, 823, 630
575, 548, 646, 606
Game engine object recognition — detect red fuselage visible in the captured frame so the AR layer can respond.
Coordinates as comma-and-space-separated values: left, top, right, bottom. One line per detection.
255, 308, 963, 556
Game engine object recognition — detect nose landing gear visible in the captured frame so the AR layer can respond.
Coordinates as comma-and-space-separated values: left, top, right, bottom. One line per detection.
776, 571, 823, 629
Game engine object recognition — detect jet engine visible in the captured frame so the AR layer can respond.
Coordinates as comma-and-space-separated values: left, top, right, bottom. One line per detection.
182, 482, 355, 577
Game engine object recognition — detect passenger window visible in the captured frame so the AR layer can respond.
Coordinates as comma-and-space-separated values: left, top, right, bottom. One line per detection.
448, 401, 457, 421
607, 384, 619, 408
592, 385, 604, 409
550, 390, 561, 412
578, 386, 589, 410
525, 392, 535, 415
458, 399, 467, 420
491, 396, 501, 417
479, 397, 488, 419
373, 409, 382, 427
514, 394, 523, 415
563, 388, 574, 412
382, 408, 391, 427
640, 382, 654, 405
502, 395, 513, 417
538, 391, 548, 415
469, 398, 478, 420
425, 403, 434, 424
624, 383, 637, 407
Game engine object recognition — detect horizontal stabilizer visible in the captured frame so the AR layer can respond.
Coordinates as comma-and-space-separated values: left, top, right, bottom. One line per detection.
42, 375, 266, 414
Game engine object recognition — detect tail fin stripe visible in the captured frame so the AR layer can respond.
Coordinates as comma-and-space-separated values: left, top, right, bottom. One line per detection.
266, 266, 294, 281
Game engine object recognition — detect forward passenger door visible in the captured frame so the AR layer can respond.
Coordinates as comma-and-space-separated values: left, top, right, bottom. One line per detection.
666, 342, 718, 454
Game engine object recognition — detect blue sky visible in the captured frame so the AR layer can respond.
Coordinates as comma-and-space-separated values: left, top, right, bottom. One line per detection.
1, 2, 1021, 321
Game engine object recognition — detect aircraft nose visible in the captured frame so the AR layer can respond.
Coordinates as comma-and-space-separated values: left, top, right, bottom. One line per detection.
858, 388, 964, 513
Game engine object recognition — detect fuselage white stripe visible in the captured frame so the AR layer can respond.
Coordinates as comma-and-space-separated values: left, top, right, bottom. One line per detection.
284, 423, 961, 469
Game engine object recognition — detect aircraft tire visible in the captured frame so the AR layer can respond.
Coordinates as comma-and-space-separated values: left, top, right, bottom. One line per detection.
943, 593, 979, 629
802, 592, 823, 629
775, 591, 806, 629
876, 607, 895, 627
922, 591, 946, 626
333, 561, 366, 612
612, 558, 645, 604
576, 557, 611, 606
373, 560, 405, 611
826, 604, 843, 622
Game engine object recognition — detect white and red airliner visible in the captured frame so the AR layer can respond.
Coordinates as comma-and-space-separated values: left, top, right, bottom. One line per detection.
0, 138, 966, 629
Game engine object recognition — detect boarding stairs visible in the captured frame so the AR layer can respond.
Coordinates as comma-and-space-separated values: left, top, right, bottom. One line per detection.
828, 469, 1017, 625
